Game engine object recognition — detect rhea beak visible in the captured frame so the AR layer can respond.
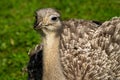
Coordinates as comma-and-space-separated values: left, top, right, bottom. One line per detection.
34, 21, 42, 30
34, 17, 48, 30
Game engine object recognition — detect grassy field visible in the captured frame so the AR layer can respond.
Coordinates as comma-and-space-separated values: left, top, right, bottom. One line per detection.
0, 0, 120, 79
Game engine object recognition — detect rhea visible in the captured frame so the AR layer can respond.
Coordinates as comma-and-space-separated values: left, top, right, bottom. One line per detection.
28, 8, 120, 80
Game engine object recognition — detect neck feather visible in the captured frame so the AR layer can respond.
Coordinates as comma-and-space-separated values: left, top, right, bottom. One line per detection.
42, 33, 66, 80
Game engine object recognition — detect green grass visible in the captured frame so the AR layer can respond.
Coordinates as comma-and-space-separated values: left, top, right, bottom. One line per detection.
0, 0, 120, 79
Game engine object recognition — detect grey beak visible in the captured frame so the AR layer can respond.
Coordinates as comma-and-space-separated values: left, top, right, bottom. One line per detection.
34, 22, 42, 30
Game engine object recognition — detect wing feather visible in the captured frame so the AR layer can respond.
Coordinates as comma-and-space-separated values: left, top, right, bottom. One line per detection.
27, 44, 43, 80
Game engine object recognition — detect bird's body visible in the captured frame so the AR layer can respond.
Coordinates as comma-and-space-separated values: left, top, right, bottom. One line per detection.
27, 8, 120, 80
60, 18, 120, 80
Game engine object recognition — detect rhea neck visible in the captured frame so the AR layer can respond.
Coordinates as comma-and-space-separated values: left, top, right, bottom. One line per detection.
42, 30, 66, 80
43, 31, 60, 49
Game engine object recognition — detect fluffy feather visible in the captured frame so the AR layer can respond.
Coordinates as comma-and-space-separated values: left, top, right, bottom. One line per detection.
27, 9, 120, 80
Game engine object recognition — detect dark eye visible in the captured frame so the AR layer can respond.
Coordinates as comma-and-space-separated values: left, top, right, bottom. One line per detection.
51, 17, 58, 21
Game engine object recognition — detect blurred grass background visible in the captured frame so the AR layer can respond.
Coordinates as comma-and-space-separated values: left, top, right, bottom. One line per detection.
0, 0, 120, 80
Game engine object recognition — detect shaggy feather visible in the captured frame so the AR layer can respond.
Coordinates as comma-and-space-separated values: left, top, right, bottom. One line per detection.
27, 8, 120, 80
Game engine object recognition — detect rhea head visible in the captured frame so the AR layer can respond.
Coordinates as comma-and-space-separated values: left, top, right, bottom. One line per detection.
34, 8, 63, 36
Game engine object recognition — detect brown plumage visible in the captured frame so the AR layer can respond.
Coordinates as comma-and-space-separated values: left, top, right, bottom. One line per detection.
27, 8, 120, 80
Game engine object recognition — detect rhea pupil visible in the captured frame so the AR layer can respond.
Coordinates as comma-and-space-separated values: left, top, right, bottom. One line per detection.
51, 17, 57, 21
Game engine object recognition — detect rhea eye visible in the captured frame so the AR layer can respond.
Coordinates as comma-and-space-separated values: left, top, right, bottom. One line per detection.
51, 17, 58, 21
